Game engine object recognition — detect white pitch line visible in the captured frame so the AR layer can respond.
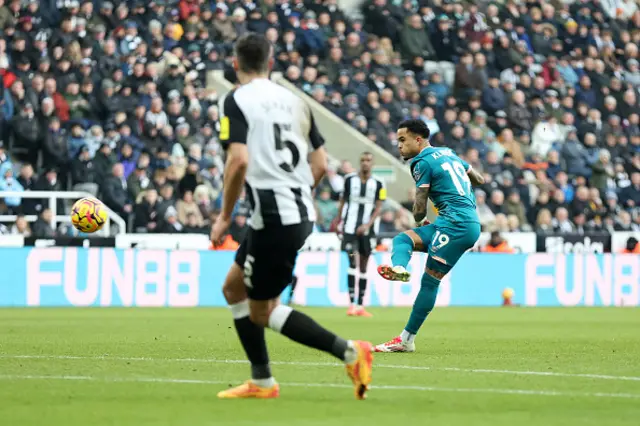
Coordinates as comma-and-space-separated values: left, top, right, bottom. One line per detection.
0, 373, 638, 400
2, 354, 640, 382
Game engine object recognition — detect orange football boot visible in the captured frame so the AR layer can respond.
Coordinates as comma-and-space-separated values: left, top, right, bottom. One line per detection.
217, 381, 280, 399
345, 340, 374, 400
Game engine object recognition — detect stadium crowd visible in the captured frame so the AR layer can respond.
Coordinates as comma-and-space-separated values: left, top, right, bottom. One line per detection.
0, 0, 639, 240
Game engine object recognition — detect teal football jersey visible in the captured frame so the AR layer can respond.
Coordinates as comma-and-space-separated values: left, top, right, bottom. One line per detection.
410, 147, 479, 224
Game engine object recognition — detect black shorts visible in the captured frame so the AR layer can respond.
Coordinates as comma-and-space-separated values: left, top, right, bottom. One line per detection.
234, 222, 312, 301
341, 233, 373, 257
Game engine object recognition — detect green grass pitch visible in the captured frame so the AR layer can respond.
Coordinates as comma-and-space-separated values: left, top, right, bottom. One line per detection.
1, 307, 639, 426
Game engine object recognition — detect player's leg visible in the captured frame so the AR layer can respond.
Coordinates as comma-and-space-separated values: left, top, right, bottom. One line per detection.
398, 257, 450, 350
218, 234, 277, 399
342, 235, 359, 316
286, 275, 298, 305
355, 235, 373, 317
245, 223, 374, 400
375, 223, 481, 353
249, 298, 373, 400
377, 226, 431, 282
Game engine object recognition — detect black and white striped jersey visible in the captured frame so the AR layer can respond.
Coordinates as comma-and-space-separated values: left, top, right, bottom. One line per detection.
341, 173, 386, 235
218, 78, 325, 230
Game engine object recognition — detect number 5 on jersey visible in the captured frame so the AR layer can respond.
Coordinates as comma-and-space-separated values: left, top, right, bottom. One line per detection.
273, 123, 300, 173
442, 161, 471, 196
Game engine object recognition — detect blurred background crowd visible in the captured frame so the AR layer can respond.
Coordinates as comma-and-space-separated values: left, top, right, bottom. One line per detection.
0, 0, 639, 241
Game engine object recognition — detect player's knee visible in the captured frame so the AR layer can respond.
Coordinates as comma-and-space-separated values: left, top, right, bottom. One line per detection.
248, 299, 278, 327
395, 231, 423, 251
249, 309, 270, 327
425, 265, 448, 281
222, 265, 246, 304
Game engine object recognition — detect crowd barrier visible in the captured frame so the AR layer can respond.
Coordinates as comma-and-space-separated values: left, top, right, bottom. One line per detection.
0, 248, 638, 307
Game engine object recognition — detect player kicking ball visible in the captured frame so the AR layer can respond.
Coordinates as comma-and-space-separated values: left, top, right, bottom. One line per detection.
374, 119, 484, 353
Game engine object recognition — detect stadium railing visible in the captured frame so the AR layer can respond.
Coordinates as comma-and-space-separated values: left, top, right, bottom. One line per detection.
0, 191, 127, 235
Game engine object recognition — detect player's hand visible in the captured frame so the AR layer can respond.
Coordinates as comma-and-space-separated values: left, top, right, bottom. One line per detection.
356, 224, 369, 236
210, 215, 232, 246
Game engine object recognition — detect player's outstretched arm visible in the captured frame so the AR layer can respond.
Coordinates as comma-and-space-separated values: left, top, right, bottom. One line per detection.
413, 186, 429, 224
467, 168, 485, 187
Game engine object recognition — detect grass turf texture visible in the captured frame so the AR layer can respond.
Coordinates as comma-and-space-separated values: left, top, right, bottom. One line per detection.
0, 307, 639, 426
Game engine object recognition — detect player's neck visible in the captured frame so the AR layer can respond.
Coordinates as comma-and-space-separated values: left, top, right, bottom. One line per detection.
359, 170, 371, 181
237, 71, 270, 85
419, 143, 431, 154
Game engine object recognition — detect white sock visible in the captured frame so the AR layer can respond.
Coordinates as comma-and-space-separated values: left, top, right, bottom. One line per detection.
400, 330, 415, 344
251, 377, 277, 388
344, 340, 358, 364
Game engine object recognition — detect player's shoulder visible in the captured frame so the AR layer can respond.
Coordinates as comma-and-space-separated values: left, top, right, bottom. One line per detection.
371, 175, 384, 185
219, 88, 241, 112
344, 172, 358, 181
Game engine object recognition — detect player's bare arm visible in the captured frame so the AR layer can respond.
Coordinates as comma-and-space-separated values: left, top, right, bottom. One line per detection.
467, 167, 485, 186
210, 143, 248, 243
221, 143, 248, 218
309, 146, 328, 188
336, 195, 345, 234
412, 185, 429, 224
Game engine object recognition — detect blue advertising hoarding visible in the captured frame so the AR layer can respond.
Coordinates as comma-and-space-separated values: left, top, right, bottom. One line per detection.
0, 248, 638, 307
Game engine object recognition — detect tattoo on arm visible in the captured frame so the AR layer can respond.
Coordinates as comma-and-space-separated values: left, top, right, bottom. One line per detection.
413, 187, 429, 223
468, 168, 485, 186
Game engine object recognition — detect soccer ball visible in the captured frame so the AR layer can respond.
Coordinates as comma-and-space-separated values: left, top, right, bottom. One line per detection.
70, 197, 108, 233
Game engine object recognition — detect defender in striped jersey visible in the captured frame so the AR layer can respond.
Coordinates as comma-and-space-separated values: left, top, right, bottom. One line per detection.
210, 33, 373, 401
337, 152, 385, 317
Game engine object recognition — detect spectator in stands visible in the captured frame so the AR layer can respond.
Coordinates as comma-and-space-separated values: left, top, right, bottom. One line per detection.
94, 141, 117, 184
316, 187, 337, 232
591, 150, 615, 194
378, 209, 398, 235
42, 117, 70, 173
157, 206, 183, 234
31, 208, 54, 238
615, 211, 639, 231
35, 167, 63, 213
400, 14, 435, 62
553, 207, 575, 233
10, 214, 30, 236
102, 163, 132, 219
0, 164, 23, 213
128, 161, 152, 203
620, 172, 640, 208
482, 231, 514, 253
71, 146, 96, 188
176, 190, 203, 227
535, 209, 554, 235
134, 188, 160, 234
504, 190, 528, 228
17, 163, 37, 215
620, 237, 640, 254
474, 189, 495, 230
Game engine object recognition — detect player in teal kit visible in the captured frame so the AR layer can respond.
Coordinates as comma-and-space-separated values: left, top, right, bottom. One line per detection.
374, 119, 485, 353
